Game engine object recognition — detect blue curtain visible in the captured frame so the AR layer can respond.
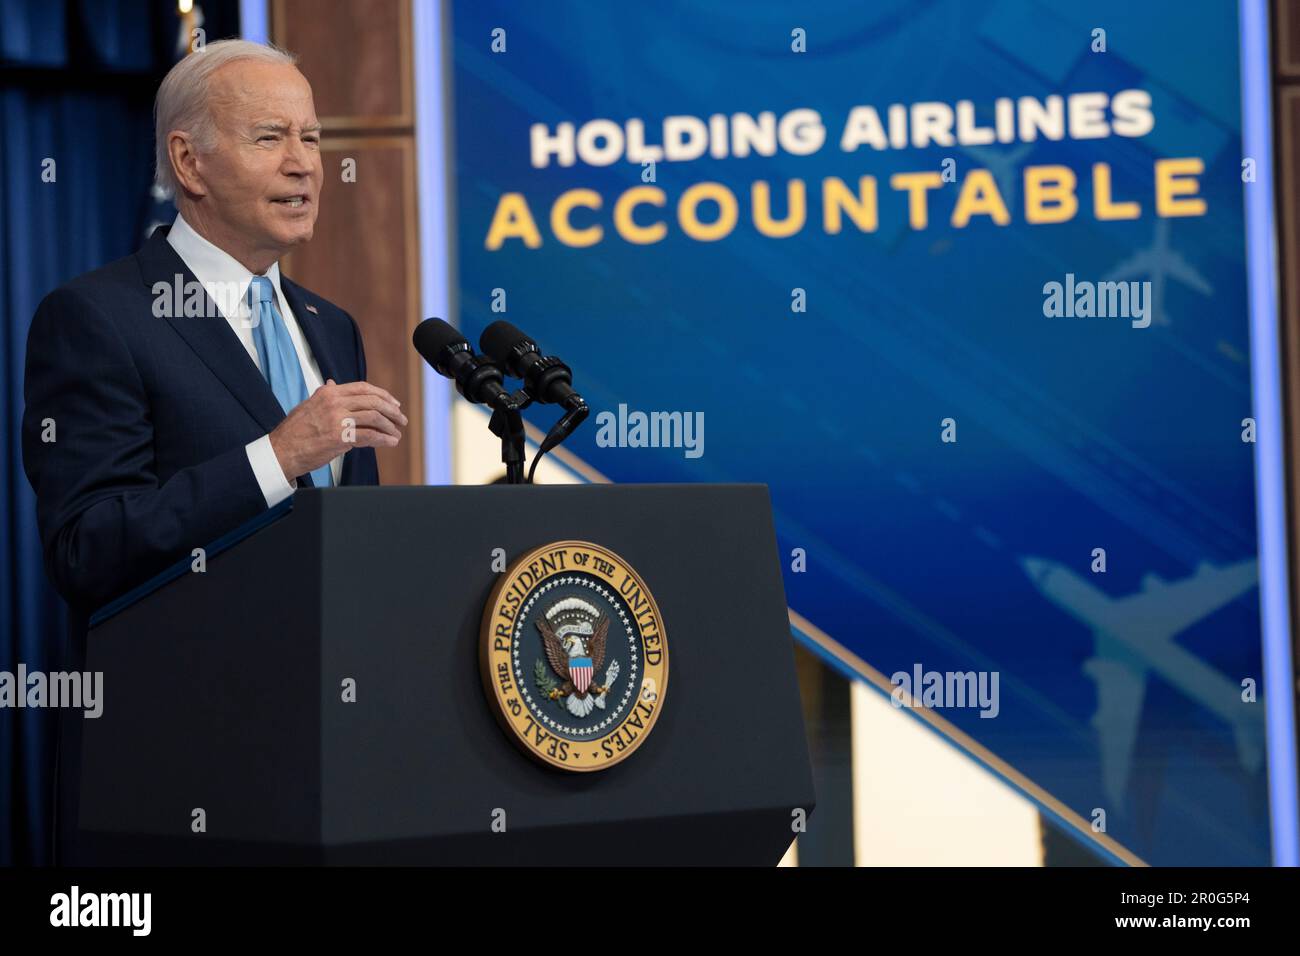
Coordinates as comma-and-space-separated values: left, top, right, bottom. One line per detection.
1, 0, 238, 866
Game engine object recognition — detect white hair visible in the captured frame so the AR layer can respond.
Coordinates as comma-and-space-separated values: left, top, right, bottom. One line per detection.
153, 39, 298, 197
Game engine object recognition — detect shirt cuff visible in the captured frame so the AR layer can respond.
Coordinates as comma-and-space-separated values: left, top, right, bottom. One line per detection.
245, 435, 296, 508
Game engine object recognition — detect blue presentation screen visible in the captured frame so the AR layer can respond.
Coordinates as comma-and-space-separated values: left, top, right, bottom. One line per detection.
449, 0, 1269, 864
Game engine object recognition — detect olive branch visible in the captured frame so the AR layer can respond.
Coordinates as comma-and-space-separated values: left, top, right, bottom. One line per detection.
534, 659, 559, 698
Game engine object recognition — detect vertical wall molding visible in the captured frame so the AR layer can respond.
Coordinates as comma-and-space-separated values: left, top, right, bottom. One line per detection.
272, 0, 425, 485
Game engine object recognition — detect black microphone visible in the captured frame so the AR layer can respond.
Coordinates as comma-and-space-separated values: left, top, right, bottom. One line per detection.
413, 318, 513, 409
480, 320, 589, 483
479, 320, 585, 411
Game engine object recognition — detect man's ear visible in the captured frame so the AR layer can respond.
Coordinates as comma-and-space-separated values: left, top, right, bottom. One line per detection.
168, 131, 207, 198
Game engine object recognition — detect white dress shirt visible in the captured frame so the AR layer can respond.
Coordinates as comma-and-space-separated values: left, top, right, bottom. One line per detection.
166, 214, 342, 507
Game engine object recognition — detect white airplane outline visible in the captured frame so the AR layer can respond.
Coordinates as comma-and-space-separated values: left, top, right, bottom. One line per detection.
1104, 218, 1214, 327
959, 142, 1034, 208
1020, 556, 1262, 809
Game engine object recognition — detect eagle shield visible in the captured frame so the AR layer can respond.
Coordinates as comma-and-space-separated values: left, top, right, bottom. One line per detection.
570, 656, 594, 693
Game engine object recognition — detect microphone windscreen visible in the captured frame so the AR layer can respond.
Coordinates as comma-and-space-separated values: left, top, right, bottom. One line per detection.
479, 320, 530, 364
412, 317, 465, 364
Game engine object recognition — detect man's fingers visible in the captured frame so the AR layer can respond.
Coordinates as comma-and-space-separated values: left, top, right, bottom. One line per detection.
349, 427, 401, 448
346, 409, 402, 439
339, 393, 407, 427
327, 380, 402, 408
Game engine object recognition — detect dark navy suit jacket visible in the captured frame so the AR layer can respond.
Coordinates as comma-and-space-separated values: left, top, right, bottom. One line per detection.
21, 225, 379, 862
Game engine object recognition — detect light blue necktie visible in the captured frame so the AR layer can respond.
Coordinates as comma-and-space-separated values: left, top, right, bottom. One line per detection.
248, 276, 332, 489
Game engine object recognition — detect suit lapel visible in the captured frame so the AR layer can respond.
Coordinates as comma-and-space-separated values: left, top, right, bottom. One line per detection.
280, 275, 355, 487
136, 228, 287, 435
279, 276, 342, 384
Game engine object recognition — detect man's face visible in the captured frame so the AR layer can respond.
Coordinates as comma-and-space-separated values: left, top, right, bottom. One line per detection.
188, 60, 323, 267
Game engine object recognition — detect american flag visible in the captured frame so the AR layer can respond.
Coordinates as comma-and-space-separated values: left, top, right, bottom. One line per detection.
570, 657, 594, 694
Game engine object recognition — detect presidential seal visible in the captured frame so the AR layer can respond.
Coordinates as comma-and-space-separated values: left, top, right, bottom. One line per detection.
480, 541, 668, 771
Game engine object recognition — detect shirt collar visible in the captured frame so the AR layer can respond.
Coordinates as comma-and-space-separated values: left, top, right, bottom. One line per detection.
166, 213, 286, 323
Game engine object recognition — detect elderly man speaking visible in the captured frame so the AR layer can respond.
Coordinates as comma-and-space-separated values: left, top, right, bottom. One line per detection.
21, 40, 407, 862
